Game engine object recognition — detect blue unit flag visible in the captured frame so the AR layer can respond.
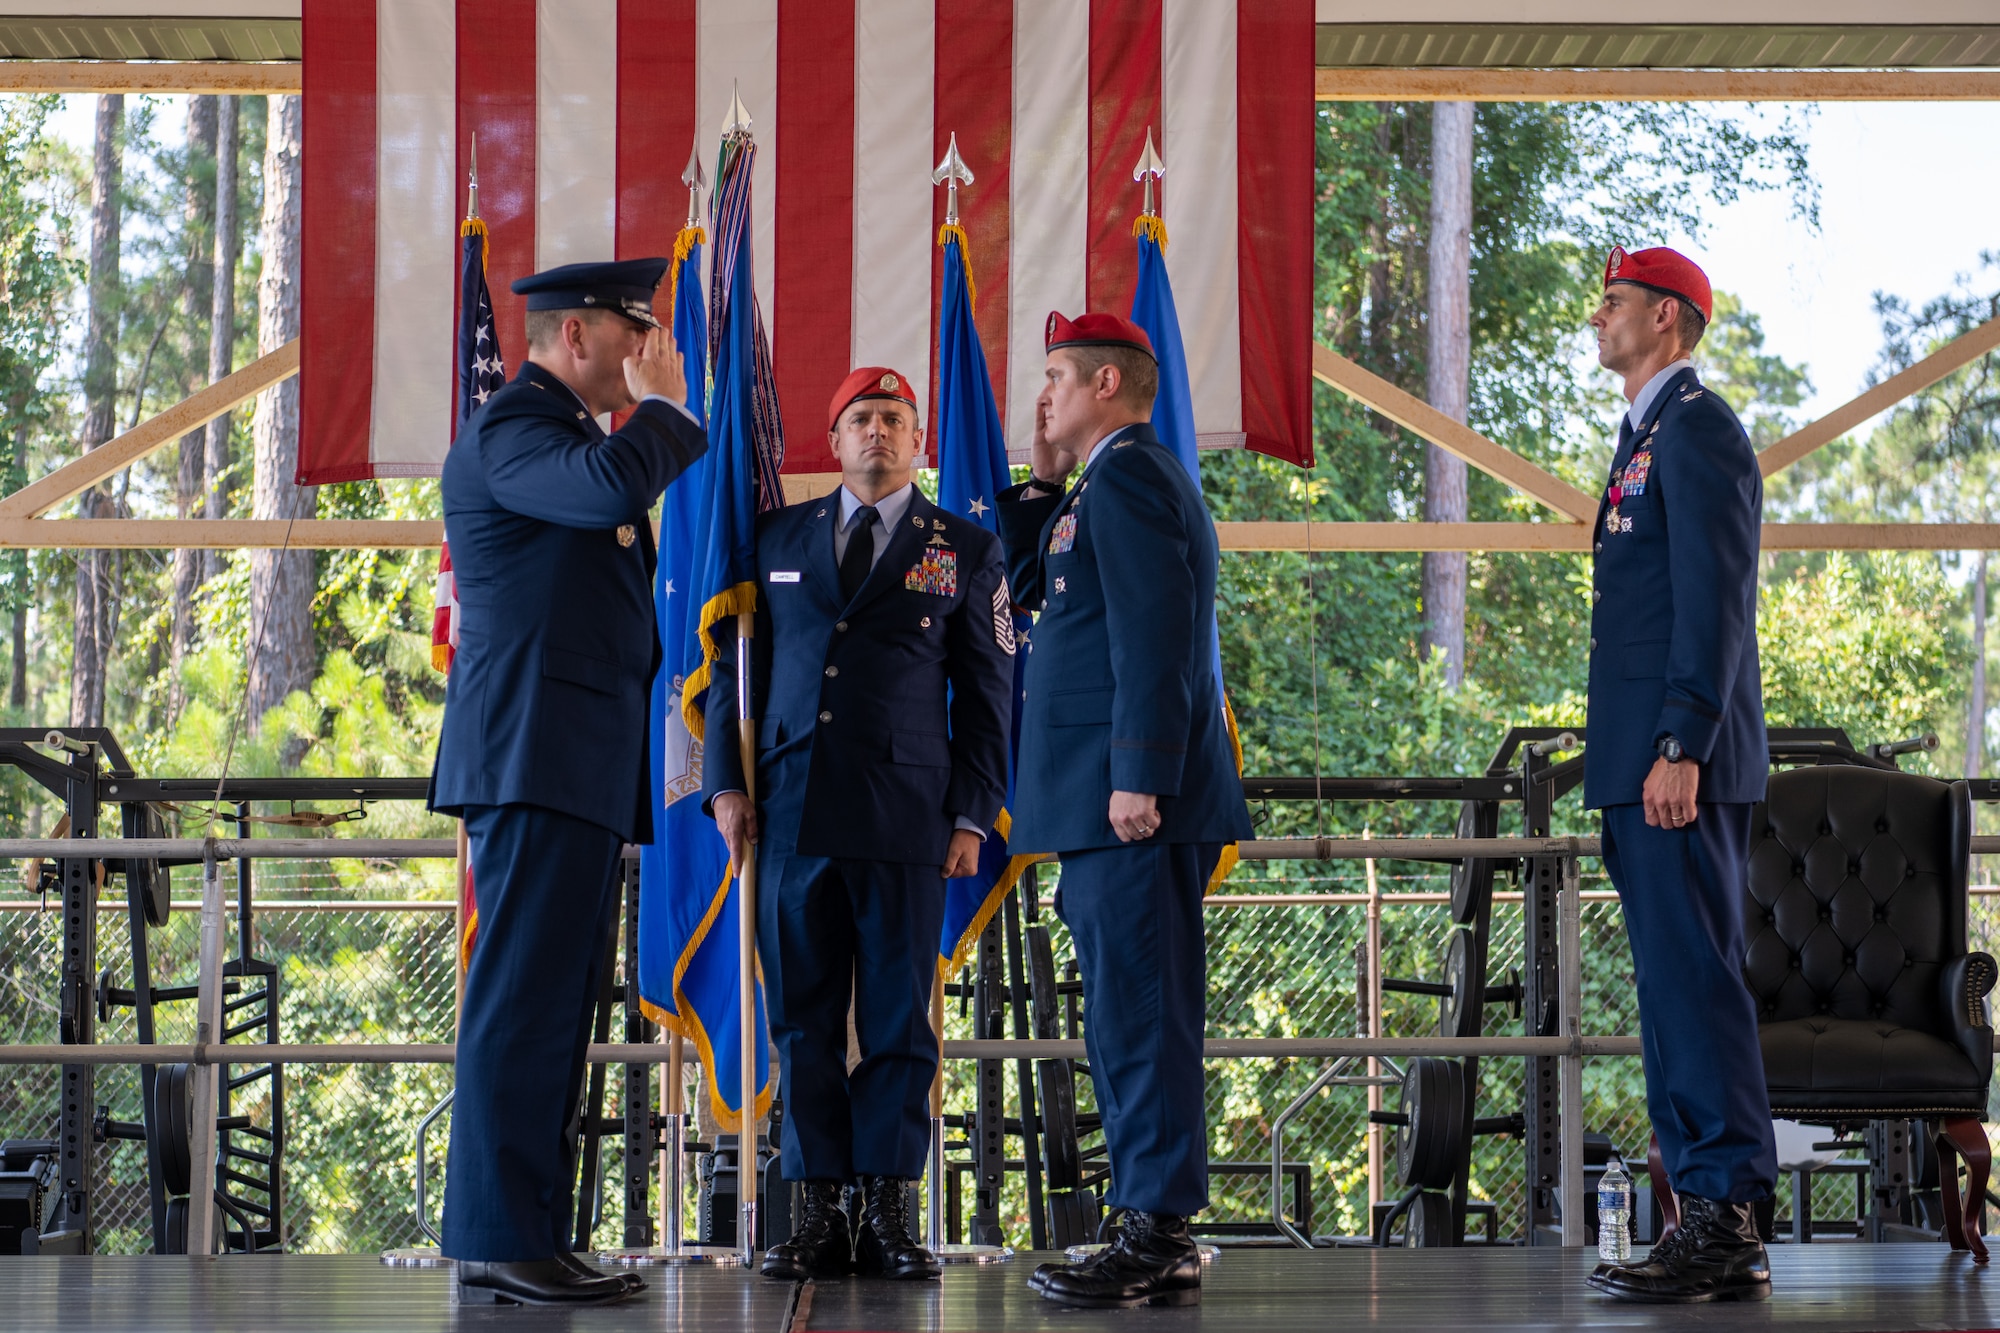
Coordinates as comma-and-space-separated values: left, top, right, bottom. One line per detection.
934, 221, 1042, 976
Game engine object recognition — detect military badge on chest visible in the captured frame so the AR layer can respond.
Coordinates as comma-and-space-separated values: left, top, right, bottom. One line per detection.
1603, 447, 1652, 536
1047, 511, 1079, 555
905, 545, 958, 596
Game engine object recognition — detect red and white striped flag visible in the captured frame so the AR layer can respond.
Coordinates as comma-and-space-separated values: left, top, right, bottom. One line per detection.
300, 0, 1314, 482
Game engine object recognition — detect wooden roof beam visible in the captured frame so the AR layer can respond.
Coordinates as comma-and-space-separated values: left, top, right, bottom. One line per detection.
1316, 68, 2000, 102
0, 61, 300, 94
1312, 343, 1599, 522
0, 339, 299, 520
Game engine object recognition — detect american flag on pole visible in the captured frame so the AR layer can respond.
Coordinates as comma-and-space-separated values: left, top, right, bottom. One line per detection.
430, 185, 505, 674
299, 0, 1315, 482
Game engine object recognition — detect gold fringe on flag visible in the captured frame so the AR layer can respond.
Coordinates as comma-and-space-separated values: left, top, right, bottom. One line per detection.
680, 580, 758, 744
1207, 694, 1246, 894
460, 215, 489, 268
1132, 214, 1169, 249
669, 224, 707, 301
937, 222, 977, 313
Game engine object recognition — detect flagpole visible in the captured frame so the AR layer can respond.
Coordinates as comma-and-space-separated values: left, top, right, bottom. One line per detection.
735, 607, 760, 1264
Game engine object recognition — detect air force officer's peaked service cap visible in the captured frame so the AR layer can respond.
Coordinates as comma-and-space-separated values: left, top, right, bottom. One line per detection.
510, 258, 671, 329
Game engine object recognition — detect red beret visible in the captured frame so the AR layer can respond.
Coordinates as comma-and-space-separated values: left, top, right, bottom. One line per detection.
1603, 246, 1712, 323
828, 365, 918, 432
1045, 310, 1156, 361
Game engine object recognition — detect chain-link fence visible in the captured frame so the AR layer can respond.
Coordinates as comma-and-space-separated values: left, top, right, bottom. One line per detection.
7, 856, 2000, 1254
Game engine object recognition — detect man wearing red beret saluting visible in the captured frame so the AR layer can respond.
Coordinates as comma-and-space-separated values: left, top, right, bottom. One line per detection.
1580, 248, 1778, 1304
704, 368, 1013, 1284
997, 313, 1252, 1309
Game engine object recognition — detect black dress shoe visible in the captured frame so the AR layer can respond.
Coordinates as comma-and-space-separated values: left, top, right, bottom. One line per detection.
853, 1175, 940, 1280
557, 1249, 646, 1293
1586, 1195, 1770, 1304
1030, 1211, 1201, 1309
455, 1258, 633, 1306
762, 1181, 855, 1281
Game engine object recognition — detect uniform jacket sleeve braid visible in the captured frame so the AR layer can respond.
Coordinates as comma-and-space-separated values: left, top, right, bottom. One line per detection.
483, 395, 707, 528
995, 482, 1064, 607
941, 530, 1014, 831
1095, 449, 1198, 797
1655, 398, 1762, 765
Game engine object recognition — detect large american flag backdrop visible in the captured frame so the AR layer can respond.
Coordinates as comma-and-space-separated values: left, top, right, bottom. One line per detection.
299, 0, 1314, 483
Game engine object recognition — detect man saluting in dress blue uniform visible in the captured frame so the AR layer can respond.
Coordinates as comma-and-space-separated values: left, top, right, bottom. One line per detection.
1579, 247, 1779, 1305
996, 312, 1252, 1310
428, 258, 707, 1308
705, 367, 1013, 1285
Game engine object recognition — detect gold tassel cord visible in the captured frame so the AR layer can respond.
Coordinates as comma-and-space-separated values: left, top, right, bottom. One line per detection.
669, 224, 707, 301
1132, 214, 1169, 249
936, 222, 977, 314
460, 215, 489, 270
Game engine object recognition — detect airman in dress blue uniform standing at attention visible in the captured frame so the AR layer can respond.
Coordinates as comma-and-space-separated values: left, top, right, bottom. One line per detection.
996, 312, 1253, 1310
705, 367, 1015, 1286
428, 258, 707, 1309
1578, 247, 1779, 1306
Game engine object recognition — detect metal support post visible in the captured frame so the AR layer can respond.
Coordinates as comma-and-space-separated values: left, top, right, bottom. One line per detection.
620, 857, 655, 1249
1557, 855, 1585, 1248
1519, 739, 1565, 1245
187, 840, 225, 1256
929, 972, 946, 1254
734, 609, 760, 1265
45, 744, 101, 1254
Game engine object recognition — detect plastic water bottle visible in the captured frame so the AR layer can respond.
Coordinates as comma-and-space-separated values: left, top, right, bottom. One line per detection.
1597, 1157, 1632, 1263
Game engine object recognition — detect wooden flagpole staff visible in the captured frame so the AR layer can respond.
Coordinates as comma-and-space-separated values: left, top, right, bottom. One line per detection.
734, 607, 760, 1263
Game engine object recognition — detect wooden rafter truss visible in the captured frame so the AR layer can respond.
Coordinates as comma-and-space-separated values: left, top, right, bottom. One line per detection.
1, 58, 1996, 553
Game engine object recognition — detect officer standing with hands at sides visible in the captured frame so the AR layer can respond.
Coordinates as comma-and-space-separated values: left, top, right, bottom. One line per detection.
996, 313, 1252, 1310
1578, 247, 1778, 1305
428, 259, 707, 1308
705, 368, 1014, 1285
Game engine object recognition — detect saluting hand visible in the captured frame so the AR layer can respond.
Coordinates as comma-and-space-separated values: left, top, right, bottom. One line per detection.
1030, 401, 1080, 490
624, 323, 689, 406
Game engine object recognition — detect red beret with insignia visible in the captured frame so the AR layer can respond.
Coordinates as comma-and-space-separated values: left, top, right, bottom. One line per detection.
828, 365, 919, 432
1603, 246, 1712, 323
1044, 310, 1156, 361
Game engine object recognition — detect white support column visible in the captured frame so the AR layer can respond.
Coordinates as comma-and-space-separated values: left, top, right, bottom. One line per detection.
186, 841, 226, 1256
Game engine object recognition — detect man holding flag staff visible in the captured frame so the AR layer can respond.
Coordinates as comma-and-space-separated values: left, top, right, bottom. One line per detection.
705, 367, 1013, 1283
428, 258, 706, 1308
998, 312, 1252, 1310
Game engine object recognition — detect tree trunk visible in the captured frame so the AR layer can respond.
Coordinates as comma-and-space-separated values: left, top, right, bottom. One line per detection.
201, 96, 240, 584
69, 94, 122, 729
1971, 550, 1989, 780
171, 96, 218, 715
246, 96, 313, 759
1418, 101, 1474, 688
1365, 104, 1393, 366
7, 412, 26, 713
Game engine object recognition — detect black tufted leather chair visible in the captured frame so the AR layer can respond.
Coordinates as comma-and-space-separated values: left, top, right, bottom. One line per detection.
1649, 765, 1996, 1260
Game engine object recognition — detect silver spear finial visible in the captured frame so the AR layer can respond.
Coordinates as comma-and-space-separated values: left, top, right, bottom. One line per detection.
466, 132, 480, 221
721, 79, 752, 142
682, 137, 706, 229
1133, 126, 1164, 218
932, 132, 974, 226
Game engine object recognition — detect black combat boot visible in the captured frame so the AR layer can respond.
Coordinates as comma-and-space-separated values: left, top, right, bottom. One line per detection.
1029, 1211, 1202, 1309
853, 1176, 940, 1280
1586, 1194, 1771, 1304
761, 1181, 854, 1280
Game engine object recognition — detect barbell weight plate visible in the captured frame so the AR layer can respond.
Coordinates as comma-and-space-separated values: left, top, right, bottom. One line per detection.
1395, 1057, 1468, 1191
155, 1063, 193, 1198
1026, 924, 1060, 1040
1037, 1058, 1081, 1191
163, 1196, 188, 1255
123, 802, 171, 928
1447, 801, 1499, 926
1439, 927, 1489, 1040
1402, 1190, 1453, 1248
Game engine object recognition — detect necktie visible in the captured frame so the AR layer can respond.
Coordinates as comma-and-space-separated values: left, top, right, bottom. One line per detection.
839, 505, 880, 602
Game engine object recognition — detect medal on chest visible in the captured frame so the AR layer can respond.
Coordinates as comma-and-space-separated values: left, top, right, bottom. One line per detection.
905, 546, 958, 596
1047, 510, 1079, 556
1603, 445, 1652, 536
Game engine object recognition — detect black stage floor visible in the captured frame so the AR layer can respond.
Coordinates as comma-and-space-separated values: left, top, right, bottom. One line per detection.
4, 1246, 1999, 1332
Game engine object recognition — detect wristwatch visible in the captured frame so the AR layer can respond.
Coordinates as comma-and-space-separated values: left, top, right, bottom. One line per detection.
1024, 473, 1062, 496
1657, 735, 1685, 764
